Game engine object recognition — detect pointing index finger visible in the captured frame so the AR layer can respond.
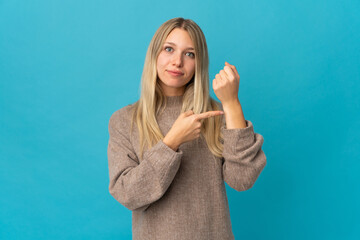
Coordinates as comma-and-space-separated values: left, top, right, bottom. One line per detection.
195, 111, 224, 120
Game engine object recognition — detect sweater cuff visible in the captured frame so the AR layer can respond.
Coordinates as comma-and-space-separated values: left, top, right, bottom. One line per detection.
144, 140, 183, 181
221, 120, 255, 154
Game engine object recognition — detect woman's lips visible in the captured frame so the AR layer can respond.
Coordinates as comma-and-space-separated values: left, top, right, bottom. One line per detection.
167, 70, 184, 76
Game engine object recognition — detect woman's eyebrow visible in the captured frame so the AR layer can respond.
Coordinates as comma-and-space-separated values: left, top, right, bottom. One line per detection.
164, 42, 194, 50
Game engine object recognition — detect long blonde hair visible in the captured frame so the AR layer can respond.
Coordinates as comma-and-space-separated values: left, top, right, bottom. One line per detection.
131, 17, 223, 159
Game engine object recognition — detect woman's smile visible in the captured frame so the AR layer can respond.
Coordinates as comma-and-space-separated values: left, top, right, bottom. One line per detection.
167, 70, 184, 77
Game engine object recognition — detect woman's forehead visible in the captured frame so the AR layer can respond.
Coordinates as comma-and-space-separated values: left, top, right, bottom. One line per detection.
164, 29, 194, 48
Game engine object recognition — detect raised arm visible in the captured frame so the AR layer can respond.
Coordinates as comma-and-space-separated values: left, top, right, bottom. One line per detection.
213, 61, 267, 191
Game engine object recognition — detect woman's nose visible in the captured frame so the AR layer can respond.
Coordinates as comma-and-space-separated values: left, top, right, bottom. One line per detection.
171, 52, 183, 66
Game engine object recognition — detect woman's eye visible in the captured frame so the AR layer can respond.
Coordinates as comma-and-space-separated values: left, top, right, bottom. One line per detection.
186, 52, 195, 58
165, 47, 172, 52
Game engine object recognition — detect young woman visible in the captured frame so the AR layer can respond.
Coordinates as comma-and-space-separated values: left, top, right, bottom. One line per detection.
107, 17, 267, 240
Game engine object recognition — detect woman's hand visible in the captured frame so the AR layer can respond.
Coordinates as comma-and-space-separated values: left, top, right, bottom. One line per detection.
212, 62, 240, 105
213, 62, 247, 129
163, 110, 224, 151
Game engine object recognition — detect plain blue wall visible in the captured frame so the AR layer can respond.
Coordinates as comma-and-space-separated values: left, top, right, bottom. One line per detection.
1, 0, 359, 239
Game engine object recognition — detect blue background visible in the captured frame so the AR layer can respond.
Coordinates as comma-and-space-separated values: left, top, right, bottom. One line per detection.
1, 0, 359, 239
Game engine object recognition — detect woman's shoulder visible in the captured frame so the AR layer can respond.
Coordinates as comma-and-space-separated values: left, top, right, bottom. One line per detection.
108, 101, 138, 130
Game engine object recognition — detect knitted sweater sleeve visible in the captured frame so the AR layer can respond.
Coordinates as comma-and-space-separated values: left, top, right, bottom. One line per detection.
220, 112, 267, 191
107, 109, 183, 211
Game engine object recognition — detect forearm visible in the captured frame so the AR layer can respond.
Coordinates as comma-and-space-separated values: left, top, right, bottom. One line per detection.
222, 99, 247, 129
108, 140, 182, 211
221, 120, 267, 191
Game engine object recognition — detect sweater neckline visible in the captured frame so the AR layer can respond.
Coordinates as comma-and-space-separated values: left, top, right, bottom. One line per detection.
164, 95, 183, 108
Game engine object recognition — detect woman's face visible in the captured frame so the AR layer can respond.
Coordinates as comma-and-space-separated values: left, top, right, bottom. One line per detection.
156, 28, 196, 96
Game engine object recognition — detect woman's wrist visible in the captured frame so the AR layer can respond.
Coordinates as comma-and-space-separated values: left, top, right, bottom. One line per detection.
163, 134, 180, 151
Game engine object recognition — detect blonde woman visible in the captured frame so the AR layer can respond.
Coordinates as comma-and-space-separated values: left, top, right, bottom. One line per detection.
107, 17, 267, 240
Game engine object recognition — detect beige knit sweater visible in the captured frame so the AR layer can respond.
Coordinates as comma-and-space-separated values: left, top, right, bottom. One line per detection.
107, 95, 267, 240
